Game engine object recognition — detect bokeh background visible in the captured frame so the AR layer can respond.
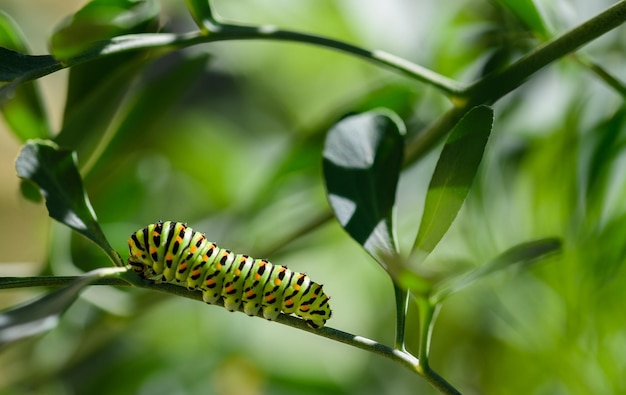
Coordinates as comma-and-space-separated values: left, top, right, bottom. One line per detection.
1, 0, 625, 394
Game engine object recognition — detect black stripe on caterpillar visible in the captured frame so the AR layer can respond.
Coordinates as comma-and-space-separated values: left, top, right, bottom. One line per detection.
128, 221, 332, 329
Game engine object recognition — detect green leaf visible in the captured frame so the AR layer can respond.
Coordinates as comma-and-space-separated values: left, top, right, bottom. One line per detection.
413, 105, 494, 257
323, 109, 406, 266
54, 55, 152, 168
50, 0, 160, 60
0, 268, 126, 346
0, 11, 27, 52
86, 53, 212, 173
51, 0, 160, 166
15, 140, 122, 266
0, 13, 52, 140
0, 47, 61, 83
185, 0, 216, 32
431, 238, 561, 303
495, 0, 549, 37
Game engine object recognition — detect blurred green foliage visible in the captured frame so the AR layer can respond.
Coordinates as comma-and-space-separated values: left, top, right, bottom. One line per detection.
1, 0, 625, 394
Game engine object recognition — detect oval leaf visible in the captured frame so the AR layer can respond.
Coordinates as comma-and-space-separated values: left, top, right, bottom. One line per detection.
15, 140, 122, 266
0, 268, 126, 346
413, 105, 494, 257
323, 109, 406, 266
432, 238, 561, 303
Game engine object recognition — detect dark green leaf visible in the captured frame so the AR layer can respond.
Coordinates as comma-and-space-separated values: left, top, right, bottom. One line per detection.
413, 105, 494, 257
19, 179, 43, 203
184, 0, 216, 31
495, 0, 549, 37
15, 140, 122, 266
50, 0, 160, 60
0, 47, 61, 83
0, 268, 126, 346
323, 109, 405, 266
431, 238, 561, 303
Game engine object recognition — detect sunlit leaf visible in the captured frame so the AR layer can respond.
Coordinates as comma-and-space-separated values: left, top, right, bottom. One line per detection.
15, 140, 122, 266
323, 109, 405, 266
50, 0, 160, 60
413, 105, 494, 258
0, 268, 126, 346
431, 238, 561, 303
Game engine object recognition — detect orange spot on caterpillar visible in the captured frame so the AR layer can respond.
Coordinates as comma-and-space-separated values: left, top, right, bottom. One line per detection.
274, 278, 281, 286
300, 305, 310, 312
266, 294, 275, 302
246, 290, 255, 298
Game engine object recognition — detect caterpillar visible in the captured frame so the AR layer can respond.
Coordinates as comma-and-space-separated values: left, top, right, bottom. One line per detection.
127, 221, 332, 329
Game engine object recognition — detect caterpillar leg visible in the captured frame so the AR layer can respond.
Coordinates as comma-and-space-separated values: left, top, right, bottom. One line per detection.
305, 319, 326, 329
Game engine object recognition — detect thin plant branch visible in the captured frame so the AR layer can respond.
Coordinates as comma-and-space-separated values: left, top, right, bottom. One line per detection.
0, 272, 461, 394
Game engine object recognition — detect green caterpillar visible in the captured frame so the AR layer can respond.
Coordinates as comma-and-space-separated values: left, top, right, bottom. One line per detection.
128, 221, 332, 329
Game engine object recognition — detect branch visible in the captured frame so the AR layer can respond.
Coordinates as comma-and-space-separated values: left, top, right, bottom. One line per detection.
0, 273, 460, 394
465, 0, 626, 102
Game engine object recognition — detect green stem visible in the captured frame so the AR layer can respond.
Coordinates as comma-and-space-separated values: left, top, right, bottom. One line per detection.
414, 296, 455, 394
0, 273, 461, 394
465, 0, 626, 102
8, 22, 463, 96
415, 296, 435, 368
0, 275, 131, 289
196, 1, 624, 247
204, 23, 465, 96
393, 283, 409, 351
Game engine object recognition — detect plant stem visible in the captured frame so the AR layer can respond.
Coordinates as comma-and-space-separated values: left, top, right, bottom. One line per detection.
465, 0, 626, 102
208, 23, 466, 96
393, 284, 409, 351
0, 275, 131, 289
0, 273, 461, 394
64, 27, 462, 97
